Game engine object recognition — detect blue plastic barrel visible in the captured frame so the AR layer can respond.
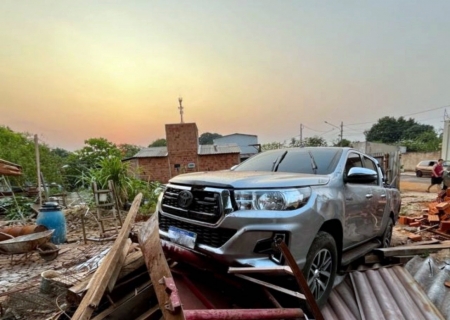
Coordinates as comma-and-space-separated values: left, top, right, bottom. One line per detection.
37, 202, 67, 244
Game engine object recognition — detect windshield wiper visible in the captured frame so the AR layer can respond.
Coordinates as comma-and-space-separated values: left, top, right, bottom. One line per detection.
308, 151, 318, 174
271, 151, 288, 172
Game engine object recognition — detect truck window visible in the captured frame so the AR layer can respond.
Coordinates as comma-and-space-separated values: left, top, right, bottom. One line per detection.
363, 156, 379, 185
344, 153, 363, 177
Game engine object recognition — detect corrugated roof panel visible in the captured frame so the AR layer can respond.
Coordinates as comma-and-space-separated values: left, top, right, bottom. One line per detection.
405, 255, 450, 319
198, 144, 240, 155
132, 147, 168, 158
322, 265, 445, 320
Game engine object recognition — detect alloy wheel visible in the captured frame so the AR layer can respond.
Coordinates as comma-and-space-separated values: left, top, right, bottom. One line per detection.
307, 248, 333, 300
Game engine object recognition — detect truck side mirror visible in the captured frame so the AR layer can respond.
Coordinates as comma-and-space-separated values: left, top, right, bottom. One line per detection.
345, 167, 377, 184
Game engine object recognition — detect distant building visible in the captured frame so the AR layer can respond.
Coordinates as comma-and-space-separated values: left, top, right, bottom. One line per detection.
125, 123, 240, 183
213, 133, 259, 161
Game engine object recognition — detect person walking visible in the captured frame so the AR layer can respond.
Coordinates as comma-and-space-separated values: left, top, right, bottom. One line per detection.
427, 159, 444, 192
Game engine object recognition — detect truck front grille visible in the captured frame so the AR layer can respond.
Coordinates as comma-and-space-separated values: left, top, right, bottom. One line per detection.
159, 214, 236, 248
161, 187, 222, 224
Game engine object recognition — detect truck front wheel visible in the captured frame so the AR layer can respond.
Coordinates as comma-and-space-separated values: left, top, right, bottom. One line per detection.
302, 231, 337, 307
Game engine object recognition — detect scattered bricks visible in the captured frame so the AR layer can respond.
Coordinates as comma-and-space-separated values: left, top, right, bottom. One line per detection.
441, 213, 450, 221
428, 215, 441, 225
399, 216, 409, 225
436, 202, 450, 211
429, 202, 440, 215
439, 221, 450, 233
409, 221, 421, 227
446, 189, 450, 197
408, 234, 422, 242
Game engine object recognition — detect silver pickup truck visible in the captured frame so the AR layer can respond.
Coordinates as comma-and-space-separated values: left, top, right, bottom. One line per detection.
157, 147, 401, 306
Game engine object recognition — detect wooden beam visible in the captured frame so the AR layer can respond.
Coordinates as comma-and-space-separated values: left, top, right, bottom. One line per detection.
375, 243, 450, 257
234, 274, 305, 300
138, 212, 185, 320
71, 193, 142, 320
107, 238, 132, 292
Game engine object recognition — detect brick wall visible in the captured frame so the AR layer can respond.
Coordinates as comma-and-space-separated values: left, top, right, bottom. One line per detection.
166, 123, 199, 177
199, 153, 240, 172
130, 157, 171, 183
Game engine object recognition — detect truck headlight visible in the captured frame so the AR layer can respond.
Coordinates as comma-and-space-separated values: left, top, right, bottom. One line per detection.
234, 188, 311, 211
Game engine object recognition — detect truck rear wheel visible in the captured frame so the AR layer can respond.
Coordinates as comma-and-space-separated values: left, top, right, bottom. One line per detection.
302, 231, 337, 307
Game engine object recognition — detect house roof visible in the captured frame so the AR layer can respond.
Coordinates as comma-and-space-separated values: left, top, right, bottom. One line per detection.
131, 147, 168, 158
198, 144, 241, 155
218, 133, 257, 138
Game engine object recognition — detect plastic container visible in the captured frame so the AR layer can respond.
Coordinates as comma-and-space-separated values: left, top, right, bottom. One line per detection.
37, 202, 67, 244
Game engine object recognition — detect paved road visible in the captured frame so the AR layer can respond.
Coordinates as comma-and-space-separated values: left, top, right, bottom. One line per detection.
400, 172, 428, 183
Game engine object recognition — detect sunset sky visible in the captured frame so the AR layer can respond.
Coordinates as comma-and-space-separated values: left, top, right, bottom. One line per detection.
1, 1, 450, 151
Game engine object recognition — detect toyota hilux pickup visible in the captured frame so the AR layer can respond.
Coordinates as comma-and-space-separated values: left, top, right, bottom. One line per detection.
157, 147, 401, 306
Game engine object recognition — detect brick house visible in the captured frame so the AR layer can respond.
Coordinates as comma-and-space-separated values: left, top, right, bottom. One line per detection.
125, 123, 240, 183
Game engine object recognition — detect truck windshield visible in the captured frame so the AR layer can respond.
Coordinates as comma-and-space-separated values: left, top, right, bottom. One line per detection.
233, 148, 343, 175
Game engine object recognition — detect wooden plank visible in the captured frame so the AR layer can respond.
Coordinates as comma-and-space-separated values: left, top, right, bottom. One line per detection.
138, 212, 185, 320
374, 243, 450, 257
71, 193, 142, 320
228, 266, 293, 276
234, 274, 305, 300
107, 238, 132, 292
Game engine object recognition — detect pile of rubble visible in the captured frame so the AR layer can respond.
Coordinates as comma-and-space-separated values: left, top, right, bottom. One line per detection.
399, 189, 450, 242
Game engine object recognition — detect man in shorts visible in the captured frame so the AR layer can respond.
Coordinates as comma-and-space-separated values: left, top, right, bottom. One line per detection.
427, 159, 444, 193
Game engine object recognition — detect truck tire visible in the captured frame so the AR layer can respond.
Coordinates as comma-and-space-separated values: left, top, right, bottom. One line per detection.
416, 170, 423, 177
381, 218, 394, 248
302, 231, 337, 308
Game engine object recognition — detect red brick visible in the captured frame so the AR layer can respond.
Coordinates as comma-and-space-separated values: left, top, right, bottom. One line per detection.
437, 202, 450, 211
398, 216, 408, 225
439, 221, 450, 233
409, 221, 421, 227
408, 234, 422, 242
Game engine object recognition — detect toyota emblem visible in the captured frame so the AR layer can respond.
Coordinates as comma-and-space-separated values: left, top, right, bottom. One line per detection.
178, 190, 194, 208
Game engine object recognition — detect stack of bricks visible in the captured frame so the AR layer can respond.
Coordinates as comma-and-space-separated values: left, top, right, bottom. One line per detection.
427, 189, 450, 234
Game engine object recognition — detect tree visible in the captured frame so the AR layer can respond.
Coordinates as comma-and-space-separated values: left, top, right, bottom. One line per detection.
332, 138, 352, 147
118, 144, 142, 158
261, 142, 285, 151
303, 136, 327, 147
148, 138, 166, 147
0, 126, 65, 185
365, 116, 436, 144
199, 132, 222, 145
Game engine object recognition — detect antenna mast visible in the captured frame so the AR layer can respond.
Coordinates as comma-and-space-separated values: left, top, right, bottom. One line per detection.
178, 97, 184, 123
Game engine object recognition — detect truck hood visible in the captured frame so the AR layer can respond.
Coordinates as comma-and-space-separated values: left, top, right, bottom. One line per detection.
169, 170, 330, 189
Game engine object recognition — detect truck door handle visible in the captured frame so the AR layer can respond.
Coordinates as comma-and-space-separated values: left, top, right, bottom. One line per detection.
366, 194, 373, 199
381, 194, 386, 198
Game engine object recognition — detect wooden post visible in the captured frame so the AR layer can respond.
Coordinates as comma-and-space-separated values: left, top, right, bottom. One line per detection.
34, 134, 42, 207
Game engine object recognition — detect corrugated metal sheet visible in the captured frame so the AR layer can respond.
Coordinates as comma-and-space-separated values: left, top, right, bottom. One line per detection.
213, 134, 259, 156
198, 144, 240, 155
405, 255, 450, 319
132, 147, 168, 158
322, 265, 445, 320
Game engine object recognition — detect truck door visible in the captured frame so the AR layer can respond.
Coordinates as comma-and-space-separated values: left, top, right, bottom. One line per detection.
363, 155, 387, 237
343, 153, 378, 248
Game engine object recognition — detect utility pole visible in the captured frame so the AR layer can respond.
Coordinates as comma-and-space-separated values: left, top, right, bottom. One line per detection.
340, 121, 343, 146
300, 124, 303, 147
178, 97, 184, 123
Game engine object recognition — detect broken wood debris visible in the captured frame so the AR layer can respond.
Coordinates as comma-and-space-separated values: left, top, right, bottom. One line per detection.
71, 193, 142, 320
